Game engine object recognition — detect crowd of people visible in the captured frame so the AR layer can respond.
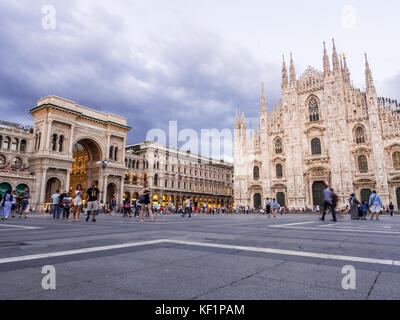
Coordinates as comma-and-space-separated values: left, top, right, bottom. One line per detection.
0, 187, 31, 220
1, 181, 398, 223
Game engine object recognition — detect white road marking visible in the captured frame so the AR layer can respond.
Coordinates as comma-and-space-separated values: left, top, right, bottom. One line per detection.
0, 239, 166, 264
0, 238, 399, 267
272, 225, 400, 235
0, 224, 42, 230
270, 221, 317, 228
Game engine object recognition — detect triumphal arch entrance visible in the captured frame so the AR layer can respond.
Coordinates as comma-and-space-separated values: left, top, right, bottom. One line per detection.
29, 96, 130, 210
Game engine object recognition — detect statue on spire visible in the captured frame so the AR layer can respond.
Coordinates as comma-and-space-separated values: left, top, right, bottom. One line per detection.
261, 82, 267, 108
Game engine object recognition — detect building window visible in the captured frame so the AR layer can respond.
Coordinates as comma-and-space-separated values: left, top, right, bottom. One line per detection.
3, 136, 10, 150
355, 127, 366, 144
275, 139, 283, 154
154, 174, 159, 187
393, 152, 400, 170
311, 138, 322, 155
59, 135, 64, 152
253, 166, 260, 180
51, 134, 58, 151
20, 140, 27, 153
13, 157, 22, 168
11, 138, 18, 151
358, 155, 368, 173
114, 147, 119, 161
276, 164, 283, 178
0, 155, 6, 165
165, 180, 168, 188
309, 97, 320, 122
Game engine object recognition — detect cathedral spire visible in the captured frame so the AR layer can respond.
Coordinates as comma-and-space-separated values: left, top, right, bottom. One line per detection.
332, 38, 340, 73
365, 53, 375, 91
282, 55, 289, 89
323, 42, 331, 77
290, 52, 296, 87
261, 82, 267, 109
342, 53, 350, 83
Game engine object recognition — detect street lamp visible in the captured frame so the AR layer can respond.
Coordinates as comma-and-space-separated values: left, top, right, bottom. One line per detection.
97, 160, 111, 204
176, 173, 183, 209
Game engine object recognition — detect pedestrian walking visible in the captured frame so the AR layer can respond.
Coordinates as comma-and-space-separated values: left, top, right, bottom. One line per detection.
51, 190, 61, 219
272, 199, 279, 218
1, 189, 13, 220
73, 184, 83, 222
265, 198, 272, 217
349, 193, 360, 220
361, 201, 368, 220
369, 191, 383, 221
139, 182, 155, 222
18, 187, 30, 219
389, 202, 395, 217
86, 182, 100, 222
182, 198, 191, 218
62, 192, 72, 221
123, 198, 131, 217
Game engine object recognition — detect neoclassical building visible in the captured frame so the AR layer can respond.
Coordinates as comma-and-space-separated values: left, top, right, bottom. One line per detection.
0, 96, 233, 210
0, 96, 129, 210
234, 40, 400, 210
123, 142, 233, 209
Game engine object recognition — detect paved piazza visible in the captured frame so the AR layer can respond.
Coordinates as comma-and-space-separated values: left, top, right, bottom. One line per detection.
0, 213, 399, 300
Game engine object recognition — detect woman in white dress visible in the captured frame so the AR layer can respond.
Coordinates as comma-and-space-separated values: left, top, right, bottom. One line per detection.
1, 189, 13, 220
73, 184, 83, 222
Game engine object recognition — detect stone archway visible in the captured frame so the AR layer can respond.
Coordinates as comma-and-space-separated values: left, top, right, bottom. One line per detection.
254, 193, 262, 209
312, 181, 327, 207
70, 138, 103, 194
45, 177, 62, 203
107, 183, 117, 205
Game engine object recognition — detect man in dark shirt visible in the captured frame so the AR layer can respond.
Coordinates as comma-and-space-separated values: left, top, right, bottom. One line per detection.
86, 182, 100, 222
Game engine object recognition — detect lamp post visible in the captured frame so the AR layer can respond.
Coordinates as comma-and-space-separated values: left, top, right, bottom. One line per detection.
97, 160, 111, 204
176, 173, 183, 210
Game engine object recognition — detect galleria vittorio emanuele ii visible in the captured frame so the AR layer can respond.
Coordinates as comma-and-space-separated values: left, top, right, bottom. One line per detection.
234, 40, 400, 210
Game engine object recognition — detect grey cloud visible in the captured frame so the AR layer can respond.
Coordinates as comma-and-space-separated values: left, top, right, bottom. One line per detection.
0, 1, 282, 150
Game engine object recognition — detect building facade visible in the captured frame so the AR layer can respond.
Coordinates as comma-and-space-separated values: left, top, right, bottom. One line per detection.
234, 40, 400, 210
0, 97, 233, 210
123, 142, 233, 209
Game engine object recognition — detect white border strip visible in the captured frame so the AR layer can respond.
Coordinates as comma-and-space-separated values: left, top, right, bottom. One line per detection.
0, 239, 399, 266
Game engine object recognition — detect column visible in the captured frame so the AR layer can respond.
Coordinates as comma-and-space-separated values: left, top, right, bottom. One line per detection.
69, 124, 75, 156
45, 119, 53, 152
102, 174, 108, 204
119, 176, 124, 206
39, 169, 48, 206
65, 170, 71, 193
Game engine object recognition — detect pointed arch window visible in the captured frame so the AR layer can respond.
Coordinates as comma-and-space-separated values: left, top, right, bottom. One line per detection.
393, 152, 400, 170
309, 97, 320, 122
311, 138, 322, 155
358, 155, 369, 173
253, 166, 260, 180
275, 139, 283, 154
355, 127, 366, 144
276, 164, 283, 178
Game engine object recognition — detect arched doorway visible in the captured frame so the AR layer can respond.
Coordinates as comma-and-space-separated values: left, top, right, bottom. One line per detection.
396, 188, 400, 210
277, 192, 286, 207
312, 181, 326, 207
16, 184, 29, 196
70, 139, 102, 196
106, 183, 117, 205
254, 193, 262, 209
361, 189, 372, 205
0, 182, 12, 195
45, 178, 61, 203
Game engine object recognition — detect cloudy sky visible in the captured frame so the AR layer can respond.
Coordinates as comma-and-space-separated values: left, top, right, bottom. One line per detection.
0, 0, 399, 160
